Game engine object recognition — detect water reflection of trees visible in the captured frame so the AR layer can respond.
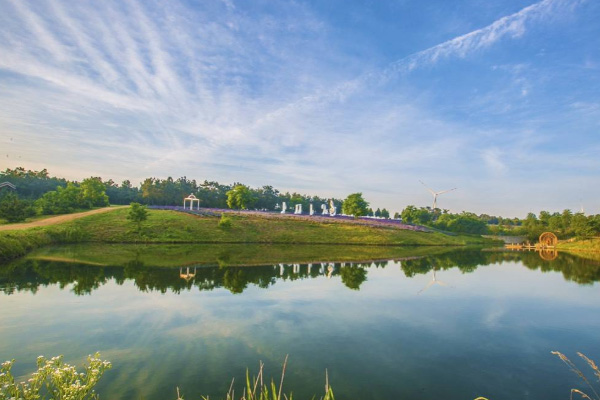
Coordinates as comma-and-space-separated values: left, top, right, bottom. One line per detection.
400, 249, 600, 285
1, 250, 599, 296
0, 258, 382, 295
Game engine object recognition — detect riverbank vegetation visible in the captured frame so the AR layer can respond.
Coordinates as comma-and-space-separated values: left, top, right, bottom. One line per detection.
0, 207, 492, 261
558, 238, 600, 253
3, 167, 599, 242
401, 205, 600, 240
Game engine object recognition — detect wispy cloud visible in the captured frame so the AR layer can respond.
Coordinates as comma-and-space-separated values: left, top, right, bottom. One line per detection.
386, 0, 586, 73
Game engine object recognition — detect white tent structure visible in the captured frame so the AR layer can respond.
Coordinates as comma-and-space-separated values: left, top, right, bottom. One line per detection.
183, 194, 200, 210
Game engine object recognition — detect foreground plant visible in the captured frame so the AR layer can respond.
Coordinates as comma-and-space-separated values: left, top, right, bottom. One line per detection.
0, 353, 112, 400
552, 351, 600, 400
476, 352, 600, 400
179, 356, 335, 400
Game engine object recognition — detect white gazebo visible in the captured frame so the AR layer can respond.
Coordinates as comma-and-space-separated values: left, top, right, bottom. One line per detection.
180, 267, 197, 282
183, 194, 200, 210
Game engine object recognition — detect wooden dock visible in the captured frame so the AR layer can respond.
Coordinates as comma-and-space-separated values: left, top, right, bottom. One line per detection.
505, 243, 555, 250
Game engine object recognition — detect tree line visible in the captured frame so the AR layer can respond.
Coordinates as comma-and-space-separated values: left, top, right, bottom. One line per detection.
0, 167, 350, 221
2, 167, 599, 239
399, 205, 600, 239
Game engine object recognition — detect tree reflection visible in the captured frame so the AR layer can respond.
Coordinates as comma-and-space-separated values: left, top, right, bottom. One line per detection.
1, 249, 599, 296
338, 264, 368, 290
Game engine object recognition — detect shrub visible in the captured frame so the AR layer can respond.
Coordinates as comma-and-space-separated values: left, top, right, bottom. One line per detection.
127, 202, 148, 231
0, 353, 111, 400
0, 192, 35, 222
218, 214, 232, 229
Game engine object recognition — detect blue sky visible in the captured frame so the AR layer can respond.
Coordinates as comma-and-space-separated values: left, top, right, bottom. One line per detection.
0, 0, 598, 217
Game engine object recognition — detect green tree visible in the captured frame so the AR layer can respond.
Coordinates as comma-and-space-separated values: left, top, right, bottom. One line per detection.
445, 212, 489, 235
226, 184, 256, 209
401, 205, 432, 225
571, 212, 594, 237
0, 192, 34, 222
36, 183, 83, 214
80, 177, 109, 208
342, 193, 369, 217
127, 202, 148, 231
561, 209, 573, 234
0, 167, 67, 199
255, 185, 280, 210
380, 208, 390, 218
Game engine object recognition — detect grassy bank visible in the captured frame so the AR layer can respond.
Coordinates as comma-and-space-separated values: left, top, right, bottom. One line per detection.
0, 225, 89, 261
0, 208, 495, 262
557, 237, 600, 253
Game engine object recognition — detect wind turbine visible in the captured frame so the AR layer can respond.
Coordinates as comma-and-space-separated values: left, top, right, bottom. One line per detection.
418, 268, 448, 294
419, 180, 457, 210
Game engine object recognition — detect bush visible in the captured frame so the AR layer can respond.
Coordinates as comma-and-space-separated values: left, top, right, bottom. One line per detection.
218, 214, 232, 229
0, 192, 35, 222
0, 353, 111, 400
127, 202, 148, 231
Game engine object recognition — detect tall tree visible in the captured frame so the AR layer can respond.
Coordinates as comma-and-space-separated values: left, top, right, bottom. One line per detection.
80, 177, 109, 208
226, 185, 256, 210
342, 193, 369, 217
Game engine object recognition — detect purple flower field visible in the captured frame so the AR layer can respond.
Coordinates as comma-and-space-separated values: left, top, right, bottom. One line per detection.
149, 205, 430, 232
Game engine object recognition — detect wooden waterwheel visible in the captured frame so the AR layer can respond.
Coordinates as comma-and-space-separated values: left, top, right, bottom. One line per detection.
539, 249, 558, 261
538, 232, 558, 248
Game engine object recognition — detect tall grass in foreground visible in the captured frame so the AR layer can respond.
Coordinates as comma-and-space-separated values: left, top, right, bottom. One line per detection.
0, 354, 333, 400
178, 356, 335, 400
476, 352, 600, 400
552, 351, 600, 400
6, 351, 595, 400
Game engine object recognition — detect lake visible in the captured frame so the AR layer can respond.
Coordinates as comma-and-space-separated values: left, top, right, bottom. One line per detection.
1, 245, 599, 400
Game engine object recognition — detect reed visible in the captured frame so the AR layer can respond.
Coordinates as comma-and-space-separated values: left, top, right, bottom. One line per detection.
552, 351, 600, 400
188, 356, 335, 400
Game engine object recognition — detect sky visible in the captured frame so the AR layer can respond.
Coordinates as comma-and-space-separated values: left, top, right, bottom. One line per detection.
0, 0, 599, 217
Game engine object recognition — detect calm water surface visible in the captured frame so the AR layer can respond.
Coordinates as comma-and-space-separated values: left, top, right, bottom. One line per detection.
1, 245, 599, 400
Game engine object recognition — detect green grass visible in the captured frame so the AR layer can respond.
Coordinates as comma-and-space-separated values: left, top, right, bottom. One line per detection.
66, 208, 492, 245
0, 226, 89, 261
0, 208, 496, 262
557, 237, 600, 253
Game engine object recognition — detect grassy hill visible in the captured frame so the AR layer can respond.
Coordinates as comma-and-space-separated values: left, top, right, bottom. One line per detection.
0, 208, 495, 261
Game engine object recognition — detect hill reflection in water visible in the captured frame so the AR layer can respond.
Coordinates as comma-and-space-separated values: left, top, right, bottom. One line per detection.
1, 245, 599, 296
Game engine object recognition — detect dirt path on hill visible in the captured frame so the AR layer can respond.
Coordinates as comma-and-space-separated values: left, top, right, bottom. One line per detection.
0, 206, 126, 231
